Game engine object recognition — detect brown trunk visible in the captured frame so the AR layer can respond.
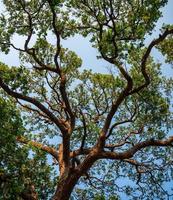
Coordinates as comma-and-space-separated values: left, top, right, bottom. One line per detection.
20, 184, 38, 200
53, 146, 98, 200
52, 171, 80, 200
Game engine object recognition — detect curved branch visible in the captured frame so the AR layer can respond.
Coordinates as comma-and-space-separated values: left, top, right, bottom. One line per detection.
47, 0, 61, 73
105, 125, 144, 149
0, 78, 66, 132
17, 136, 59, 161
70, 148, 92, 158
97, 28, 173, 149
99, 136, 173, 160
79, 109, 87, 150
98, 65, 133, 148
129, 28, 173, 95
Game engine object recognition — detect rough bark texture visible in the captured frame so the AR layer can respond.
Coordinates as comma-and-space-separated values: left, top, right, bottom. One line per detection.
52, 173, 80, 200
20, 184, 38, 200
53, 151, 98, 200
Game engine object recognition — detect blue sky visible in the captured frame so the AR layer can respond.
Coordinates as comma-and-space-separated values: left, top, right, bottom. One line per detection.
0, 0, 172, 72
64, 0, 173, 73
0, 1, 173, 199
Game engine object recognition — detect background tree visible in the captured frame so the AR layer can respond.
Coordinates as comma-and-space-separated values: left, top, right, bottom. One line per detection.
0, 0, 173, 199
0, 95, 56, 199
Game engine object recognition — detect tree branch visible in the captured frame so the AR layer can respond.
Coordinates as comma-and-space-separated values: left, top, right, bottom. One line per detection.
99, 136, 173, 160
97, 28, 173, 149
97, 63, 133, 148
129, 28, 173, 95
0, 78, 66, 132
105, 125, 144, 149
79, 109, 88, 151
16, 136, 59, 161
70, 148, 92, 158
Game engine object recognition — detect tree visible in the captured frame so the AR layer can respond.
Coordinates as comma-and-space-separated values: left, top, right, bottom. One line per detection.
0, 95, 56, 199
0, 0, 173, 199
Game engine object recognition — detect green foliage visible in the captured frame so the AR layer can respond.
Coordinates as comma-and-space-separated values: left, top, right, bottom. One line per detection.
157, 37, 173, 64
156, 24, 173, 64
0, 96, 56, 199
68, 0, 168, 59
0, 62, 31, 95
0, 0, 173, 200
94, 194, 119, 200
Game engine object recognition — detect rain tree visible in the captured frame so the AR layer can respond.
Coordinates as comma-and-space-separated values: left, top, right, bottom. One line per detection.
0, 0, 173, 199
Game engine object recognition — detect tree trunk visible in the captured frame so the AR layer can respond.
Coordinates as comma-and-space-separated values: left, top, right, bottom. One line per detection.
20, 184, 38, 200
53, 148, 98, 200
52, 171, 80, 200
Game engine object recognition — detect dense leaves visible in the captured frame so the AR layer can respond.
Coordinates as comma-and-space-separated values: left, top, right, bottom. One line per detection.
0, 0, 173, 200
0, 96, 56, 199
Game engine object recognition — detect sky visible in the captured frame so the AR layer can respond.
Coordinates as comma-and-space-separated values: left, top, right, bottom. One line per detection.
0, 0, 173, 73
0, 1, 173, 199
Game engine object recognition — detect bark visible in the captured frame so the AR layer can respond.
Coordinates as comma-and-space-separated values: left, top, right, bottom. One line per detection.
20, 193, 37, 200
52, 172, 80, 200
20, 184, 38, 200
52, 152, 98, 200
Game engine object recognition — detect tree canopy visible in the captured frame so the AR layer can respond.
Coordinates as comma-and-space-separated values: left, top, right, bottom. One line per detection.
0, 0, 173, 200
0, 95, 56, 199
